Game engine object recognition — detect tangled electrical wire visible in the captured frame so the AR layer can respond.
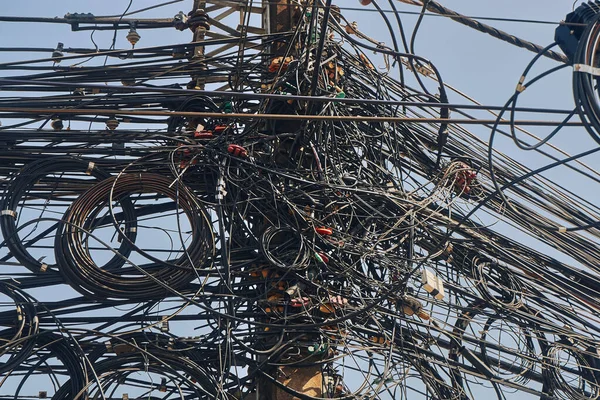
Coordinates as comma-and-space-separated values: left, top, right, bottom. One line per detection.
1, 1, 600, 399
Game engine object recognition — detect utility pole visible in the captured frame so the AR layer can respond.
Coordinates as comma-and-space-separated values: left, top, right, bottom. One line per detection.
258, 2, 328, 399
189, 0, 208, 89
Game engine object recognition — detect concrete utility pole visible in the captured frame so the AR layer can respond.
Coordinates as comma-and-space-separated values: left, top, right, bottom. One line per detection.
184, 1, 330, 398
266, 0, 297, 55
259, 2, 325, 399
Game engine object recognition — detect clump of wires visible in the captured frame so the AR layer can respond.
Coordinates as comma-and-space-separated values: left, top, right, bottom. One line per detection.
0, 1, 599, 399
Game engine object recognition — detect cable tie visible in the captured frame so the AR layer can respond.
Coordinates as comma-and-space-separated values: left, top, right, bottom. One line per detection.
574, 64, 600, 76
1, 210, 17, 218
86, 161, 96, 175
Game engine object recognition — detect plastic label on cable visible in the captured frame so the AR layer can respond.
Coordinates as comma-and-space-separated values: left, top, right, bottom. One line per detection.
574, 64, 600, 76
86, 162, 96, 175
1, 210, 17, 218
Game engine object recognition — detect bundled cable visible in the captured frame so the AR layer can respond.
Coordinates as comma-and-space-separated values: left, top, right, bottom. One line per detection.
55, 173, 214, 300
0, 156, 138, 274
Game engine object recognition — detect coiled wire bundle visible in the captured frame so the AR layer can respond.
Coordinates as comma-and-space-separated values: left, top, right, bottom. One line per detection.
55, 173, 214, 300
0, 282, 39, 374
1, 156, 138, 274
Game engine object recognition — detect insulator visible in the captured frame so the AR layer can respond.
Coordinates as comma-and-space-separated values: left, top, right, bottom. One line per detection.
315, 252, 329, 264
173, 11, 188, 31
64, 12, 95, 20
187, 9, 210, 31
214, 125, 227, 133
51, 42, 64, 62
126, 27, 141, 47
194, 130, 214, 139
400, 296, 423, 316
315, 226, 333, 236
106, 118, 119, 130
51, 118, 63, 131
227, 144, 248, 158
268, 56, 293, 73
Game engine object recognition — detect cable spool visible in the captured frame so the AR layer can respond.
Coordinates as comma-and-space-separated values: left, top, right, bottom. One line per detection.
55, 173, 214, 300
0, 156, 137, 274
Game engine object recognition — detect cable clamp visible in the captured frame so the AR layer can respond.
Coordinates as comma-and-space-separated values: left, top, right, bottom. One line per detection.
216, 178, 227, 200
86, 162, 96, 175
574, 64, 600, 76
1, 210, 17, 218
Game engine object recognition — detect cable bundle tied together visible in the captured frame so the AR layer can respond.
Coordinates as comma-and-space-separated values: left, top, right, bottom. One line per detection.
55, 172, 215, 300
